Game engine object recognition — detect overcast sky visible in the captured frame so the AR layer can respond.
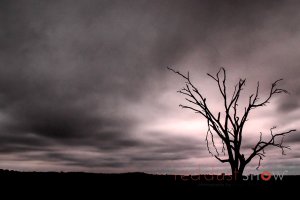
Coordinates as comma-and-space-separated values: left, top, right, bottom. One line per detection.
0, 0, 299, 175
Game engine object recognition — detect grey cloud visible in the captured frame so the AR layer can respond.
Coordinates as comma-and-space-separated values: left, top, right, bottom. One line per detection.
285, 131, 300, 143
278, 98, 299, 113
277, 79, 300, 113
0, 0, 299, 173
0, 133, 209, 171
130, 134, 208, 162
42, 152, 130, 168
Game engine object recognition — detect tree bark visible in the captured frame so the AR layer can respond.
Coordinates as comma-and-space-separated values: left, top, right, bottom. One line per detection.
231, 164, 245, 182
237, 165, 245, 182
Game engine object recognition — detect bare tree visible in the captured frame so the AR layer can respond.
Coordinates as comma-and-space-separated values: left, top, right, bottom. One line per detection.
168, 67, 296, 181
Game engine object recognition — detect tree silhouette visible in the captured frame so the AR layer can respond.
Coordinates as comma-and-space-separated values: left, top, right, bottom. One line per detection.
168, 67, 296, 181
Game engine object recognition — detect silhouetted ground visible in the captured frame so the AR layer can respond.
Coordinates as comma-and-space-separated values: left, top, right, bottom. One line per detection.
0, 169, 298, 197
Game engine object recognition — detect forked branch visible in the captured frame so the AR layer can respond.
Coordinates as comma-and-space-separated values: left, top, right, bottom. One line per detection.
246, 127, 296, 169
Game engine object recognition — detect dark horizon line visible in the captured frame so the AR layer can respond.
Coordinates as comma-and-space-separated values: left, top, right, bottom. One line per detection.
1, 168, 299, 177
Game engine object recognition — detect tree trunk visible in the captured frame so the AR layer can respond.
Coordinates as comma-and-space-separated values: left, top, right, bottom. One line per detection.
239, 164, 245, 178
231, 165, 245, 182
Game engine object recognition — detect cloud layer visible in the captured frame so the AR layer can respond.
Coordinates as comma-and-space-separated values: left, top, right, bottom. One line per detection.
0, 0, 299, 174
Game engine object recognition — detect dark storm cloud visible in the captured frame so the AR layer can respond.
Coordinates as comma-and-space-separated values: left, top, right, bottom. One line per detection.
38, 152, 130, 168
285, 131, 300, 143
277, 79, 300, 113
0, 133, 207, 170
0, 0, 299, 173
0, 0, 208, 156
